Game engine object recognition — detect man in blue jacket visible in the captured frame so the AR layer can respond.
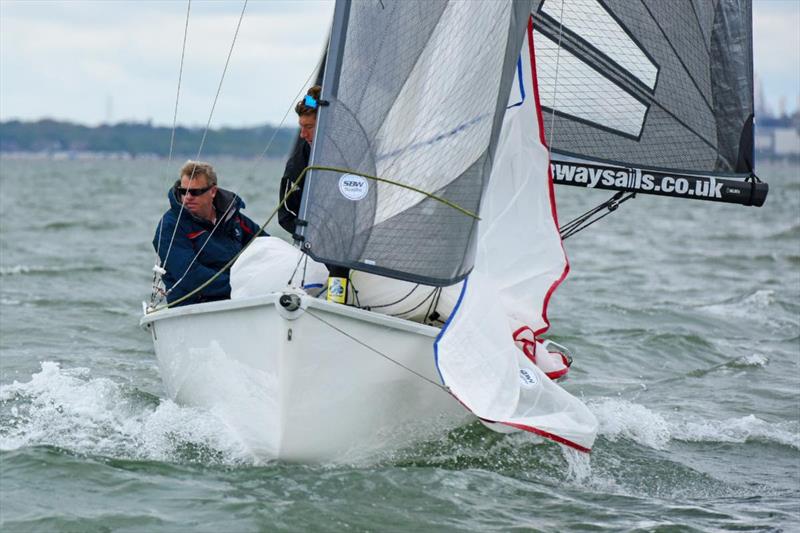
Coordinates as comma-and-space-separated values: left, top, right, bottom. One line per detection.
153, 161, 263, 306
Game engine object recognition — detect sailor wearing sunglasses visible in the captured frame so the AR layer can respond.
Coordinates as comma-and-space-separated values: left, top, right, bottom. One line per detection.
153, 160, 263, 306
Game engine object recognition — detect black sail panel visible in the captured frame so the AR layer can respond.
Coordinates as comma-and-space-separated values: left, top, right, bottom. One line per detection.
532, 0, 756, 177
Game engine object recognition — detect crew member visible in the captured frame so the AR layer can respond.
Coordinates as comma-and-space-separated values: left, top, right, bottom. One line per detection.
153, 160, 263, 306
278, 85, 320, 235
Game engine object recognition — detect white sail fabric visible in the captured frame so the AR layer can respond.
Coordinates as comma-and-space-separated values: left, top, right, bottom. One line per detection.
231, 237, 328, 299
435, 26, 598, 451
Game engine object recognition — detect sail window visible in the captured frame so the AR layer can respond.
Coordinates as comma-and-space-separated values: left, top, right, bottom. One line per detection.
534, 29, 649, 138
539, 0, 659, 90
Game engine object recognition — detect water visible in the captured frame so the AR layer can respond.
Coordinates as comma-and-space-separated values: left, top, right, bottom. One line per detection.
1, 156, 798, 531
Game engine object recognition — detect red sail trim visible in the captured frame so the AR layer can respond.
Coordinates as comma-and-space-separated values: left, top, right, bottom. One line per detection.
446, 389, 591, 453
542, 363, 570, 381
500, 421, 592, 453
513, 325, 537, 365
447, 389, 592, 453
512, 325, 571, 380
512, 325, 531, 339
527, 16, 570, 337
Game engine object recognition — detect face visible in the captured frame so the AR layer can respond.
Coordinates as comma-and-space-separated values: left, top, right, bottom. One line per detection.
299, 114, 317, 145
179, 173, 217, 220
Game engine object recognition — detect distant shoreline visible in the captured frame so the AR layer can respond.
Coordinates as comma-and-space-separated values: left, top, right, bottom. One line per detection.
0, 151, 286, 161
0, 119, 297, 159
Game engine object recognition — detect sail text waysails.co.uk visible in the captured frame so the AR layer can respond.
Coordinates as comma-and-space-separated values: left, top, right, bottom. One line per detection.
551, 162, 724, 199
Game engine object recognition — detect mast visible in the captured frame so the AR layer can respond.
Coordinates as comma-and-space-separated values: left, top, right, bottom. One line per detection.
295, 0, 351, 244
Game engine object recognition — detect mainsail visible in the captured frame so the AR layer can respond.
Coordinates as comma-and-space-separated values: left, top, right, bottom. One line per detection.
532, 0, 768, 206
297, 0, 531, 285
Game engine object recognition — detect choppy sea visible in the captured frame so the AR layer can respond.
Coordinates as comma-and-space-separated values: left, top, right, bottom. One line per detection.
0, 156, 798, 532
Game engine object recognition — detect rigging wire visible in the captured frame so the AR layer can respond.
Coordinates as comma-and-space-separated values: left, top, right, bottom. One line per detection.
167, 0, 192, 168
159, 0, 249, 285
287, 251, 306, 287
244, 59, 319, 180
388, 287, 438, 319
151, 0, 193, 306
559, 191, 637, 240
364, 284, 421, 310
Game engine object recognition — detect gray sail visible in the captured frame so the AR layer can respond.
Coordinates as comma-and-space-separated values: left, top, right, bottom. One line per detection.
526, 0, 765, 209
297, 0, 532, 286
532, 0, 754, 175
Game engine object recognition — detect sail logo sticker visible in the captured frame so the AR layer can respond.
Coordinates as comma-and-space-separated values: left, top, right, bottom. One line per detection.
339, 174, 369, 201
519, 368, 538, 388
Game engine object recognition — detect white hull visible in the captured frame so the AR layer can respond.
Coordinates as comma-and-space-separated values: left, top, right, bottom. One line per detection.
140, 292, 471, 462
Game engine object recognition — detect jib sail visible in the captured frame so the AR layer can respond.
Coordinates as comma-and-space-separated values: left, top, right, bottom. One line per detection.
296, 0, 531, 285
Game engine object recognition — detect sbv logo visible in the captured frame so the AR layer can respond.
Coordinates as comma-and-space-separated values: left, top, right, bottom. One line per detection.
338, 174, 369, 201
519, 368, 538, 387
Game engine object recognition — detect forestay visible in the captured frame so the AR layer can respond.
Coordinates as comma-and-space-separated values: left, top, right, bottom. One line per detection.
297, 0, 532, 285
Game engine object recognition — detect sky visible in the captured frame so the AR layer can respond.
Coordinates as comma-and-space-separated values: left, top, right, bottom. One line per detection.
1, 0, 798, 128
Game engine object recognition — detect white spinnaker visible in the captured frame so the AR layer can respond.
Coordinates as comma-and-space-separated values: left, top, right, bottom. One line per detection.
435, 26, 598, 451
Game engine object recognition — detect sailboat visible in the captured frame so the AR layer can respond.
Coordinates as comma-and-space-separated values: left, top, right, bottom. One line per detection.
141, 0, 766, 462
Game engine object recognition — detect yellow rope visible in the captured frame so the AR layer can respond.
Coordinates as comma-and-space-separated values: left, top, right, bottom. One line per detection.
148, 165, 478, 312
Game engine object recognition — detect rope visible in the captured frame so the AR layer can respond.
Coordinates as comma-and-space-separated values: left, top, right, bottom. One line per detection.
287, 250, 305, 287
388, 287, 438, 318
148, 165, 479, 311
348, 273, 361, 307
305, 309, 450, 393
364, 284, 420, 310
425, 287, 443, 324
300, 254, 309, 288
559, 191, 637, 240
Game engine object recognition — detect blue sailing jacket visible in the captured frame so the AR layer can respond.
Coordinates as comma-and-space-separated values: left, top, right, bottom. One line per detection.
153, 184, 264, 306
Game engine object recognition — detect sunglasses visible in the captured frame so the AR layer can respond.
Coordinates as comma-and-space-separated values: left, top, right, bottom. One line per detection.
177, 185, 213, 197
